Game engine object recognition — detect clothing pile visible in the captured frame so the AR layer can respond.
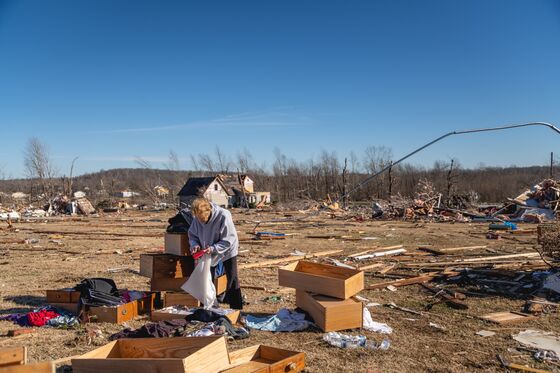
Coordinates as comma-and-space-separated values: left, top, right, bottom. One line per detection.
244, 308, 313, 332
109, 308, 249, 340
0, 306, 79, 328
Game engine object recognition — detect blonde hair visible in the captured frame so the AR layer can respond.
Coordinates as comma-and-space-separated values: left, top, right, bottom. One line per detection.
192, 197, 212, 222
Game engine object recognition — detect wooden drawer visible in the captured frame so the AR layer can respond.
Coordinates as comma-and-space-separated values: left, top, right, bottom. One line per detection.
0, 362, 55, 373
278, 260, 364, 299
164, 292, 201, 307
46, 289, 81, 303
72, 337, 230, 373
296, 290, 363, 332
152, 274, 227, 293
88, 293, 155, 324
0, 346, 26, 367
222, 345, 305, 373
49, 302, 81, 315
140, 254, 194, 279
164, 232, 190, 256
151, 307, 240, 324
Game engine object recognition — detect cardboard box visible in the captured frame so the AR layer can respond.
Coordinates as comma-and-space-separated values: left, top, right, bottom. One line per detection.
72, 336, 230, 373
151, 307, 240, 325
222, 345, 305, 373
46, 289, 81, 303
88, 293, 155, 324
164, 232, 190, 256
296, 291, 363, 332
140, 253, 194, 279
278, 261, 364, 299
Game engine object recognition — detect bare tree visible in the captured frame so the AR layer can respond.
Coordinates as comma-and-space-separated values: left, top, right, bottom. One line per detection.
236, 148, 254, 174
24, 137, 58, 200
198, 153, 216, 173
165, 150, 180, 171
215, 146, 231, 174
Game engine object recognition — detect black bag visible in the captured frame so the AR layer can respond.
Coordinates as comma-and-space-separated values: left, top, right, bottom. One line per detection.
167, 209, 193, 233
75, 278, 122, 306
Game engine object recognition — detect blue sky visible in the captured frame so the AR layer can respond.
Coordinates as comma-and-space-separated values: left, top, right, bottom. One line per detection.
1, 0, 560, 177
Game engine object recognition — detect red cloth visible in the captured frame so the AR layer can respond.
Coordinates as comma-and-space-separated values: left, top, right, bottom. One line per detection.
27, 310, 60, 327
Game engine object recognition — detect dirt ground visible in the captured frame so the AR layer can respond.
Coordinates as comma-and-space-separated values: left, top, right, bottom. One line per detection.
0, 208, 558, 372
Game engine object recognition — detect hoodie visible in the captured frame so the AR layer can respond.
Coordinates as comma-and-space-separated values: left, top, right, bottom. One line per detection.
188, 203, 239, 263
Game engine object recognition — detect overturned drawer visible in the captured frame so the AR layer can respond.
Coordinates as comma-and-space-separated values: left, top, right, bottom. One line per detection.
278, 260, 364, 299
72, 336, 230, 373
296, 290, 363, 332
222, 345, 305, 373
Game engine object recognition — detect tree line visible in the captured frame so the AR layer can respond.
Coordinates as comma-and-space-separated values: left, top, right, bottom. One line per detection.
0, 138, 556, 206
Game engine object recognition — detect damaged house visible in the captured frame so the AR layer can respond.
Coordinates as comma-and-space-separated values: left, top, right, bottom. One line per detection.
177, 175, 271, 208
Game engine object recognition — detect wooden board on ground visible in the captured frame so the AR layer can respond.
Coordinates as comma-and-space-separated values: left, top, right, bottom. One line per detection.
71, 336, 230, 373
239, 249, 342, 270
222, 345, 306, 373
366, 273, 439, 290
295, 291, 363, 332
278, 260, 364, 299
480, 311, 537, 324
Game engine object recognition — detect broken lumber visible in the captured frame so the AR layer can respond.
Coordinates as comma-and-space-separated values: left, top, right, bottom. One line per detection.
366, 272, 439, 290
348, 245, 403, 258
354, 248, 406, 260
420, 245, 487, 255
239, 249, 343, 269
422, 283, 468, 309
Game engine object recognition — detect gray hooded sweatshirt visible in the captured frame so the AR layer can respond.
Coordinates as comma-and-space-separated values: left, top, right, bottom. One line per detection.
188, 203, 238, 263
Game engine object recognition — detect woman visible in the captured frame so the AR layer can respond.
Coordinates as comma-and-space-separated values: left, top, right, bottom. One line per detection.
188, 197, 243, 309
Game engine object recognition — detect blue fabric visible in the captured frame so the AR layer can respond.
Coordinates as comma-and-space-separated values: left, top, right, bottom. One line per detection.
245, 308, 312, 332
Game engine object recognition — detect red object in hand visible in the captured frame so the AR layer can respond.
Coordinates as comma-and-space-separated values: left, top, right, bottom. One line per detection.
192, 250, 205, 260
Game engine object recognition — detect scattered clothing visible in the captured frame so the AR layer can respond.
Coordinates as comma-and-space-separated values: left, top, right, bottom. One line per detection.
188, 316, 249, 340
245, 308, 313, 332
0, 306, 78, 328
362, 308, 392, 334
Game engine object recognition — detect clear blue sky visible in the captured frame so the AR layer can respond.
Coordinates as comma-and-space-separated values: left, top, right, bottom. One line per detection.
1, 0, 560, 177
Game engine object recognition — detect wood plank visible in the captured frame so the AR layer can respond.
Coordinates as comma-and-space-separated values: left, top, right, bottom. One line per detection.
239, 249, 342, 269
480, 311, 536, 324
365, 273, 438, 290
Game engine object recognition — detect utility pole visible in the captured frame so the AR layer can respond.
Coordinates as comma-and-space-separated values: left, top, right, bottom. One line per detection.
550, 152, 554, 178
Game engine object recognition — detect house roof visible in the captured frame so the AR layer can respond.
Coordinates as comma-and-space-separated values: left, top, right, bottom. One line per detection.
177, 176, 233, 196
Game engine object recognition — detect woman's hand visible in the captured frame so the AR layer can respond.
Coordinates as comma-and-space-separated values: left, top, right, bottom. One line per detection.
203, 246, 214, 254
190, 245, 201, 255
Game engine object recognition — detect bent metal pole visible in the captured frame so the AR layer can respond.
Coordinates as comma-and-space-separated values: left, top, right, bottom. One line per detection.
338, 121, 560, 203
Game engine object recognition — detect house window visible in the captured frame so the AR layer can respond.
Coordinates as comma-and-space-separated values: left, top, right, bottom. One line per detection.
214, 184, 218, 191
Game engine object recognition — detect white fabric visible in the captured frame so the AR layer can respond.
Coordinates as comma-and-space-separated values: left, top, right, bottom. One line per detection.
362, 308, 392, 334
181, 255, 217, 309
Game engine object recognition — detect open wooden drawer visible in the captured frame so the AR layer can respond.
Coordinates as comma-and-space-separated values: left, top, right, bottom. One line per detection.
221, 345, 305, 373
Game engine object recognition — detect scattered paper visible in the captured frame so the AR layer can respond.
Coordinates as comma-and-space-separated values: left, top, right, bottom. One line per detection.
513, 329, 560, 355
386, 285, 398, 292
476, 330, 496, 337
